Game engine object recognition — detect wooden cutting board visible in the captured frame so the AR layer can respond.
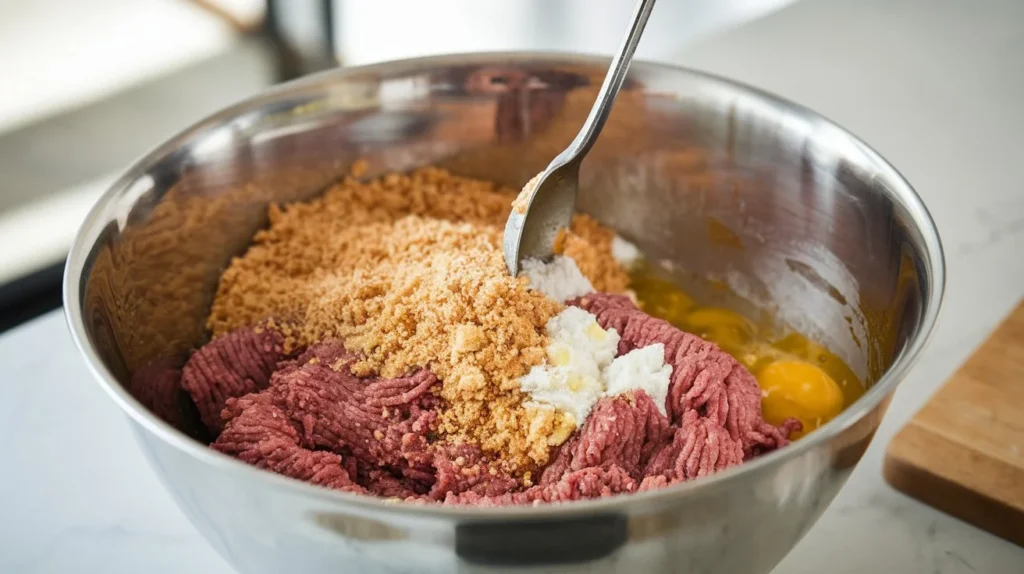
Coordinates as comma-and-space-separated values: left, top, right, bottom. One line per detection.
884, 299, 1024, 546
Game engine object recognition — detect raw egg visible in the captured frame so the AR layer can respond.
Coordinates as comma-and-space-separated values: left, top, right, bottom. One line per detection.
756, 359, 845, 436
771, 333, 865, 408
684, 307, 756, 355
634, 273, 695, 328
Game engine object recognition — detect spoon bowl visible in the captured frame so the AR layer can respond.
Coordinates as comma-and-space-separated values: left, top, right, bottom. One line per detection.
503, 0, 657, 275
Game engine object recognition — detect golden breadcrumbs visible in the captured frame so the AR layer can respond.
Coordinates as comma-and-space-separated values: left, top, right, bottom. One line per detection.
556, 214, 631, 293
208, 167, 624, 472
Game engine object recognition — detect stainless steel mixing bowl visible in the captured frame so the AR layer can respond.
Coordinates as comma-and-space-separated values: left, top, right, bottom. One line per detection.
64, 53, 944, 574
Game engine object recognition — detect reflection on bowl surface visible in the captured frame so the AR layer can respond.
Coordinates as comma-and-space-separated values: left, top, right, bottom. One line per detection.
64, 53, 943, 574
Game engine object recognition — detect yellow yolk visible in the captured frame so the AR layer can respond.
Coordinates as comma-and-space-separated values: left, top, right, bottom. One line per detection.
635, 273, 695, 327
756, 359, 844, 437
737, 342, 786, 373
627, 264, 864, 443
771, 333, 865, 408
684, 307, 756, 355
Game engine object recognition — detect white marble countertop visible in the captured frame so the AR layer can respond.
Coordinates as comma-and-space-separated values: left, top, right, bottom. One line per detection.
2, 0, 1024, 572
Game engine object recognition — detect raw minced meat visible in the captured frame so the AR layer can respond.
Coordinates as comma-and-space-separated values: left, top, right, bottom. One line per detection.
171, 293, 798, 505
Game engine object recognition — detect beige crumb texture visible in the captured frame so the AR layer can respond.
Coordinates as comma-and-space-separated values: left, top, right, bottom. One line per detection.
556, 214, 631, 293
208, 167, 624, 472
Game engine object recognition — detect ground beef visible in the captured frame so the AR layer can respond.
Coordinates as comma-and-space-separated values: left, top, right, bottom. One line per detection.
213, 399, 360, 491
426, 442, 520, 500
175, 294, 797, 505
541, 391, 672, 483
180, 326, 285, 433
642, 408, 744, 483
217, 339, 441, 490
446, 465, 638, 506
572, 293, 800, 456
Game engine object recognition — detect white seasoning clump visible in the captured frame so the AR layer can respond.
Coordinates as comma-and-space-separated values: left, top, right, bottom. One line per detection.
519, 308, 675, 426
519, 307, 620, 425
517, 238, 672, 428
520, 255, 595, 302
603, 344, 673, 417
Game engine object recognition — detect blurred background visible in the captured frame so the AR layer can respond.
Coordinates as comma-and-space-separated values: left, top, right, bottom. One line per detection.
0, 0, 795, 333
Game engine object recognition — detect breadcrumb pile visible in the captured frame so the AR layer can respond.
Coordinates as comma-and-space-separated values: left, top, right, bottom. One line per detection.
207, 166, 628, 472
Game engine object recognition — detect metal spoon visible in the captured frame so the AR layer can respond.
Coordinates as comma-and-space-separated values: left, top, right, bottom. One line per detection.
503, 0, 657, 276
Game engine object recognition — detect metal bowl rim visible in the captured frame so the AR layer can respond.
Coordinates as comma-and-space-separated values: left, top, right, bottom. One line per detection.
62, 50, 946, 520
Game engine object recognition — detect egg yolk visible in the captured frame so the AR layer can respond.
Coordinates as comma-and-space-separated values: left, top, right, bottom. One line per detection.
756, 359, 844, 436
636, 274, 695, 328
627, 264, 863, 443
737, 342, 785, 373
684, 307, 756, 355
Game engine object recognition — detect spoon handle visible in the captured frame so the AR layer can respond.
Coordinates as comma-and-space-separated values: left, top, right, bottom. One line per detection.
558, 0, 658, 165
